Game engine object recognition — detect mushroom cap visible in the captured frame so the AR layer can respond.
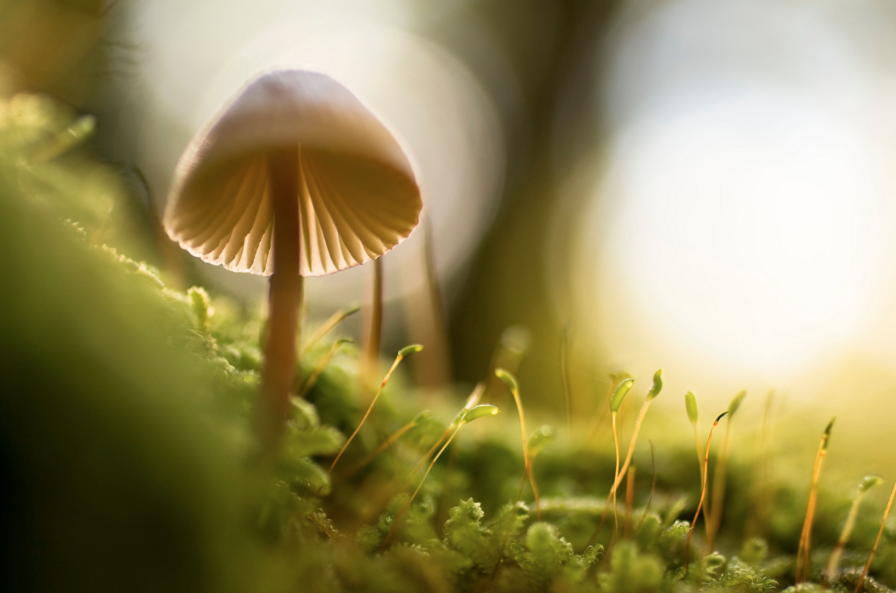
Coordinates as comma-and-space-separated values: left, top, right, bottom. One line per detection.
163, 69, 422, 277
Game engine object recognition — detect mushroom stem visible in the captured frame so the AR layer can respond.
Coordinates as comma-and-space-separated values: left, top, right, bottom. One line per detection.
362, 258, 384, 387
259, 146, 303, 452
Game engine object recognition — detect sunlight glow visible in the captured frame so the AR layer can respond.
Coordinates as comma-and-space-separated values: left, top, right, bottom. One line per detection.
592, 88, 886, 376
578, 0, 895, 387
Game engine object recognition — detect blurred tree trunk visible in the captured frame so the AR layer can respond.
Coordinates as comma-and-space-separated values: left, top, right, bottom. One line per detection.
445, 0, 621, 409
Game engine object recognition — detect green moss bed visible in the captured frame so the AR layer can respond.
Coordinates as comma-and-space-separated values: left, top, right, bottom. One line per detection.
3, 93, 896, 593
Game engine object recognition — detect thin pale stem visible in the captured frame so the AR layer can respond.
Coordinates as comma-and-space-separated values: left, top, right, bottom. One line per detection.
509, 386, 537, 519
436, 419, 465, 528
258, 146, 303, 455
827, 492, 866, 583
636, 440, 657, 531
402, 384, 483, 487
406, 427, 451, 487
612, 401, 652, 498
685, 413, 725, 574
301, 305, 359, 355
383, 422, 464, 549
337, 419, 417, 481
298, 340, 348, 399
528, 457, 542, 521
590, 400, 653, 545
693, 427, 710, 518
612, 412, 620, 543
706, 421, 732, 551
328, 352, 405, 475
624, 466, 636, 539
855, 481, 896, 593
796, 438, 827, 583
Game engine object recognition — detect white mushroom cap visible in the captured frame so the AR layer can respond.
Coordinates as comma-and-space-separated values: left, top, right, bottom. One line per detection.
163, 69, 422, 276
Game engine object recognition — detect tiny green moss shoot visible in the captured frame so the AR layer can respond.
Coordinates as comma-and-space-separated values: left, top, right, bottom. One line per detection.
327, 345, 423, 477
636, 440, 657, 531
685, 391, 710, 518
706, 389, 747, 551
301, 304, 360, 355
609, 378, 634, 543
796, 416, 835, 583
855, 479, 896, 593
404, 382, 484, 486
337, 411, 432, 481
686, 411, 727, 574
587, 371, 631, 441
298, 338, 353, 399
496, 368, 541, 519
624, 465, 636, 539
382, 404, 500, 549
826, 475, 883, 583
593, 370, 662, 543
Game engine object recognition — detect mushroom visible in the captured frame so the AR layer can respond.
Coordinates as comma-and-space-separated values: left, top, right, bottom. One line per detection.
164, 69, 422, 450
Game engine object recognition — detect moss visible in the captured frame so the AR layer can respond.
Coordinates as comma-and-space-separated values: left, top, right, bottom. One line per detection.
4, 91, 896, 593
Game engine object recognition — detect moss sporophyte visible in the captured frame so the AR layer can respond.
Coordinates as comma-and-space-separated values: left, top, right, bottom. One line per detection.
588, 369, 662, 548
855, 478, 896, 593
826, 475, 883, 583
796, 417, 835, 583
686, 411, 727, 574
706, 390, 747, 552
382, 403, 500, 548
327, 345, 423, 478
496, 368, 543, 519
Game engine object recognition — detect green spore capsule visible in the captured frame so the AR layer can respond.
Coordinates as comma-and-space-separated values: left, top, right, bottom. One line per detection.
823, 416, 836, 451
728, 390, 747, 417
461, 404, 500, 424
610, 379, 635, 414
398, 344, 424, 358
495, 368, 519, 394
647, 369, 663, 400
610, 378, 634, 413
860, 475, 884, 494
685, 391, 699, 427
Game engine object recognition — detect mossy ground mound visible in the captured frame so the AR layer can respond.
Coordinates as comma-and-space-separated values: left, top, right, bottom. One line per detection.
3, 93, 896, 593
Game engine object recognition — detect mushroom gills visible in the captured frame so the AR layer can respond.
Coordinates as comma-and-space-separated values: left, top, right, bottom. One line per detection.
166, 148, 419, 277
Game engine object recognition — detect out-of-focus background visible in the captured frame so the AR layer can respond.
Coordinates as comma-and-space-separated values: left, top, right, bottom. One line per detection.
6, 0, 896, 474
